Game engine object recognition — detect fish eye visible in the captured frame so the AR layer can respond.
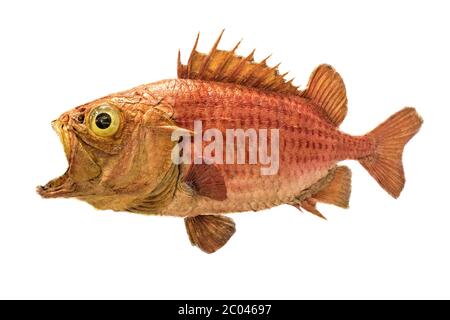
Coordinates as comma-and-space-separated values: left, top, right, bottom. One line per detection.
95, 113, 111, 129
89, 105, 121, 137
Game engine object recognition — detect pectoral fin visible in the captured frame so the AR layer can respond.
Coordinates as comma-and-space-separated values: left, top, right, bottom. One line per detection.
183, 162, 227, 201
185, 215, 236, 253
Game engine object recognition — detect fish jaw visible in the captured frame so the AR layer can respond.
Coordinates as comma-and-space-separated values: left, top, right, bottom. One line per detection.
37, 119, 101, 198
37, 119, 75, 198
36, 171, 76, 198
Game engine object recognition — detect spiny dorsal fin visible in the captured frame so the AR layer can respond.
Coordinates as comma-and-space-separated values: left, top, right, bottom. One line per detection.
302, 64, 348, 126
177, 30, 301, 95
185, 215, 236, 253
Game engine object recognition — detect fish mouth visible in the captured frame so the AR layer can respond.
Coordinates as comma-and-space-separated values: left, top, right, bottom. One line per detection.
36, 120, 75, 198
53, 119, 72, 161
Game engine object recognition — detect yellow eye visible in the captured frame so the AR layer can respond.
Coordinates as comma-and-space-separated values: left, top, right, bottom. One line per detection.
89, 105, 121, 137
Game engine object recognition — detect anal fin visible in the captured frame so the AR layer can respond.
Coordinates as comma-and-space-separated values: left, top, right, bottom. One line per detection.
294, 198, 327, 220
294, 166, 352, 219
185, 215, 236, 253
314, 165, 352, 208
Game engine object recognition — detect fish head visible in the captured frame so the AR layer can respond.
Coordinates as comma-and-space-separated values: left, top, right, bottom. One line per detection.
37, 92, 177, 210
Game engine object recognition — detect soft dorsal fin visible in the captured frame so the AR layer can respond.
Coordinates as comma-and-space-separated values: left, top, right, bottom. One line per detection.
177, 30, 301, 95
185, 215, 236, 253
302, 64, 348, 126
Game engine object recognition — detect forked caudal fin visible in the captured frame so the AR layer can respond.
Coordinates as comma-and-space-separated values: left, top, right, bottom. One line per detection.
359, 107, 423, 198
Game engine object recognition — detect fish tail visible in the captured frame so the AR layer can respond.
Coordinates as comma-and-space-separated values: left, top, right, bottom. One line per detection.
359, 107, 423, 198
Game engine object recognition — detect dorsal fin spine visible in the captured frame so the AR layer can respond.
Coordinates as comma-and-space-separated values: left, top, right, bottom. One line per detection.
177, 49, 182, 78
261, 71, 288, 90
186, 33, 200, 78
271, 72, 289, 91
250, 62, 280, 87
213, 40, 241, 81
260, 54, 272, 64
198, 30, 224, 78
228, 49, 255, 82
238, 63, 261, 85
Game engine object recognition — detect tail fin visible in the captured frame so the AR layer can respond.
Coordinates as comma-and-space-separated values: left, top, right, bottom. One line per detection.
359, 107, 423, 198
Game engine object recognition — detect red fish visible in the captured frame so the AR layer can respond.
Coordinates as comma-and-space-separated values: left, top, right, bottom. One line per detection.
38, 32, 423, 253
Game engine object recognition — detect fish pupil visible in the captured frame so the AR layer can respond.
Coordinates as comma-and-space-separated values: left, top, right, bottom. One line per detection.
95, 113, 112, 129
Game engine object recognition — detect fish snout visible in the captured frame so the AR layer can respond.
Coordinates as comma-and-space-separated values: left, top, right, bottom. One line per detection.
53, 110, 83, 128
58, 113, 70, 124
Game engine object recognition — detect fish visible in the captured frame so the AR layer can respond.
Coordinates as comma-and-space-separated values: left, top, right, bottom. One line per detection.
37, 31, 423, 253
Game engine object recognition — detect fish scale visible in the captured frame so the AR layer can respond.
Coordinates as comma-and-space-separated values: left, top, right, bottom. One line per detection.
142, 79, 374, 215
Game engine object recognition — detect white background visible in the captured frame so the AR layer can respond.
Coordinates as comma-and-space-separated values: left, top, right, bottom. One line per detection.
0, 0, 448, 299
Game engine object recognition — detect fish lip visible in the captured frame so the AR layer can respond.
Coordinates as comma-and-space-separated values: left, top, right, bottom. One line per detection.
52, 120, 71, 161
37, 120, 74, 198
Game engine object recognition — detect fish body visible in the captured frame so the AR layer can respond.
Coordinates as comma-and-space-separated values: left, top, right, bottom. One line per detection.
139, 79, 371, 216
38, 32, 423, 253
